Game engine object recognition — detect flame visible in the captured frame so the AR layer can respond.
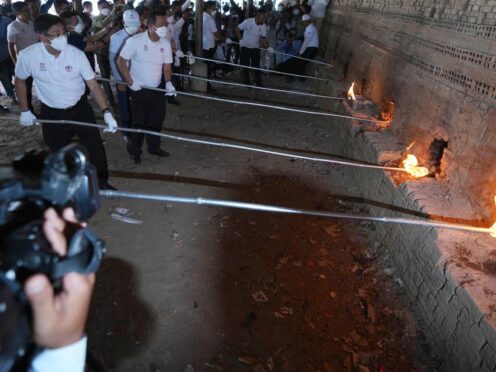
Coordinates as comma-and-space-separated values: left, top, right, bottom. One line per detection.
402, 154, 429, 178
347, 82, 356, 101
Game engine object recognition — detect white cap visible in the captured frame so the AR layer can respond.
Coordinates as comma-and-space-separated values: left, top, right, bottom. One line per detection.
302, 14, 311, 21
123, 9, 140, 27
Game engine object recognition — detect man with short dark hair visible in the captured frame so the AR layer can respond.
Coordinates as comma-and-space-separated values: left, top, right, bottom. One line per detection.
236, 9, 268, 86
82, 0, 92, 14
202, 0, 223, 90
117, 8, 175, 164
53, 0, 71, 14
7, 1, 37, 110
14, 14, 118, 189
0, 0, 15, 20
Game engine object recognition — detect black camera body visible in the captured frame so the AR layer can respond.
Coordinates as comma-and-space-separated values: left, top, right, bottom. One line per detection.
0, 144, 106, 371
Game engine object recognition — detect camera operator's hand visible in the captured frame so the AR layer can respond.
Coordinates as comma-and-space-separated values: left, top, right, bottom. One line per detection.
24, 208, 95, 349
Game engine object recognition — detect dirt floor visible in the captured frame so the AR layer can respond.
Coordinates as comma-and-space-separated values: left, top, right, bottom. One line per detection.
0, 73, 436, 371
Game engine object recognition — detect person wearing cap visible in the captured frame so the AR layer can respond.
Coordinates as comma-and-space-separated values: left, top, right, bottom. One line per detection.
298, 14, 318, 69
109, 8, 141, 138
117, 8, 175, 164
235, 9, 268, 87
7, 1, 38, 110
14, 14, 118, 190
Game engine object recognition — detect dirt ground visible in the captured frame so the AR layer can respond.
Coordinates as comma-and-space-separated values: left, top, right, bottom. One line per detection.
0, 74, 436, 371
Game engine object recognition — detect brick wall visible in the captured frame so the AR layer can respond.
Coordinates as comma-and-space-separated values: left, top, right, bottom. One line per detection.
320, 0, 496, 215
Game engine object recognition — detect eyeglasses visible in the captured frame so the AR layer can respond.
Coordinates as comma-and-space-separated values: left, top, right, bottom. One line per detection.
44, 30, 67, 39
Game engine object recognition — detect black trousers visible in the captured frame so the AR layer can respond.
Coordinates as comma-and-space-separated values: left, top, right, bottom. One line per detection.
277, 47, 319, 76
40, 96, 109, 183
202, 48, 215, 80
226, 37, 240, 64
240, 47, 261, 85
128, 88, 166, 155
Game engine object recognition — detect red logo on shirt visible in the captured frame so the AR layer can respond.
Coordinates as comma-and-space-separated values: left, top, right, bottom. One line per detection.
39, 63, 46, 71
65, 65, 73, 72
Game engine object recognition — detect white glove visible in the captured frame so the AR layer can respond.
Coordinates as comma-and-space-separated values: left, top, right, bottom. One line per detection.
103, 111, 118, 133
129, 79, 142, 91
267, 46, 275, 53
165, 81, 176, 96
175, 50, 185, 58
225, 38, 233, 44
20, 110, 37, 127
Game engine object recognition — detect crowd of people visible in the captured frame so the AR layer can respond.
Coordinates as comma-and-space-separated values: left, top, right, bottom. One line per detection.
0, 0, 328, 171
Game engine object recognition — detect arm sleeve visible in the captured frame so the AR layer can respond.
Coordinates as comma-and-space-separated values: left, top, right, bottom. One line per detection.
181, 0, 191, 12
299, 30, 310, 54
163, 41, 173, 64
118, 37, 136, 60
14, 49, 31, 79
238, 20, 246, 30
174, 18, 185, 30
29, 337, 87, 372
78, 50, 96, 80
40, 0, 55, 14
6, 23, 17, 43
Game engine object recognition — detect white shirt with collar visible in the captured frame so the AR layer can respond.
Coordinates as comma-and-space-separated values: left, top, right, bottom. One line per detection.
15, 43, 95, 109
202, 11, 217, 50
299, 23, 319, 54
7, 18, 38, 51
239, 18, 267, 49
119, 30, 173, 88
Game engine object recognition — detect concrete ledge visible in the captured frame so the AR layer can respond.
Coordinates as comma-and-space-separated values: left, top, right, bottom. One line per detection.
328, 100, 496, 370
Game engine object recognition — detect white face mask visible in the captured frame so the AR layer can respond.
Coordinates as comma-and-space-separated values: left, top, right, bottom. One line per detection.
167, 15, 174, 24
125, 25, 139, 35
211, 10, 217, 16
155, 25, 168, 38
74, 17, 84, 34
50, 34, 68, 51
292, 9, 299, 15
100, 8, 110, 16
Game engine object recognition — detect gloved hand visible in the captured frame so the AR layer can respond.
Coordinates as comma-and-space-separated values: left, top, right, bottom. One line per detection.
103, 111, 118, 133
225, 38, 233, 44
165, 81, 176, 96
267, 46, 275, 53
129, 79, 142, 91
175, 50, 185, 58
20, 110, 37, 126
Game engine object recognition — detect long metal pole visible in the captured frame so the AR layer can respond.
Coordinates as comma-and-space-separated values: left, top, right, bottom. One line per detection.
99, 190, 496, 236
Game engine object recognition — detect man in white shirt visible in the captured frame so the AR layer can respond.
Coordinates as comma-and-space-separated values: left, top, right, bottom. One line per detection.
7, 1, 38, 110
202, 0, 223, 90
117, 8, 175, 164
307, 0, 330, 33
109, 9, 141, 139
14, 14, 118, 190
235, 9, 268, 86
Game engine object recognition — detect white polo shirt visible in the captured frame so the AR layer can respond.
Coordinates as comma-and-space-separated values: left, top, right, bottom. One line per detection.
15, 43, 95, 109
300, 23, 319, 54
239, 18, 267, 49
7, 19, 38, 51
119, 31, 173, 88
202, 12, 217, 50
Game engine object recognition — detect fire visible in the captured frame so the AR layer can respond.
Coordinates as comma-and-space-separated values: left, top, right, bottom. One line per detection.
402, 154, 429, 178
347, 82, 356, 101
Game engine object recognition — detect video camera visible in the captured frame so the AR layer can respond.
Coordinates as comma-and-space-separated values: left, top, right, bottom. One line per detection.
0, 144, 106, 371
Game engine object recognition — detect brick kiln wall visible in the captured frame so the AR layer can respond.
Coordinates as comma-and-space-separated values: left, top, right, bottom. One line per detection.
321, 0, 496, 216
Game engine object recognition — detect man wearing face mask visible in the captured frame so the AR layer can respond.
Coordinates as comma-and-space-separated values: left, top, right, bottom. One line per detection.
60, 10, 108, 54
203, 0, 224, 90
235, 9, 268, 86
109, 9, 141, 139
14, 14, 118, 190
117, 8, 175, 164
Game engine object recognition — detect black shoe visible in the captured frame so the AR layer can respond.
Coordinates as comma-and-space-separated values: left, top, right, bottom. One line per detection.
131, 153, 141, 164
149, 149, 170, 157
100, 182, 117, 190
168, 97, 181, 106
